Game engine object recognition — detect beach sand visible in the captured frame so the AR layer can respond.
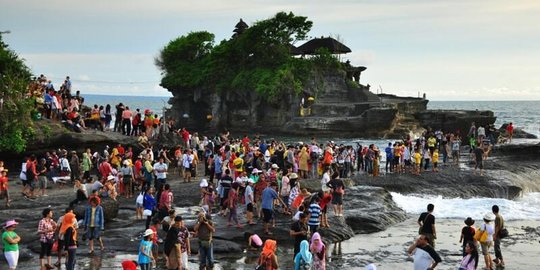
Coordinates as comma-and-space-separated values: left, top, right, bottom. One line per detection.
336, 217, 540, 270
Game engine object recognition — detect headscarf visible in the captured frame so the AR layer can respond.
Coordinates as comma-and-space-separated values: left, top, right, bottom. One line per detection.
60, 212, 77, 241
310, 232, 324, 253
261, 239, 277, 258
296, 240, 313, 265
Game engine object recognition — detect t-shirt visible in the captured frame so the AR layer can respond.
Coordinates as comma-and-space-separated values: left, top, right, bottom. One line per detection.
474, 147, 484, 161
138, 240, 152, 264
244, 185, 254, 205
153, 162, 168, 179
461, 226, 475, 244
0, 176, 8, 191
412, 244, 441, 270
2, 231, 19, 252
197, 221, 214, 241
290, 221, 308, 251
261, 187, 278, 210
121, 260, 138, 270
308, 203, 321, 226
177, 226, 190, 253
418, 212, 435, 234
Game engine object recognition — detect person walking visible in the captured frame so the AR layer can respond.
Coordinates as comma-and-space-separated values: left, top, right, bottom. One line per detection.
62, 213, 78, 270
492, 205, 505, 268
310, 232, 326, 270
138, 229, 155, 270
459, 217, 476, 257
294, 240, 313, 270
418, 203, 437, 248
257, 239, 279, 270
2, 220, 21, 270
478, 212, 496, 270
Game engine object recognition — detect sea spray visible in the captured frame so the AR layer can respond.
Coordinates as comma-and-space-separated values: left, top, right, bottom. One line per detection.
390, 192, 540, 220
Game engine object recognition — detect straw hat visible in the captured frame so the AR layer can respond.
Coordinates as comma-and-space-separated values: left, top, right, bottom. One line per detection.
199, 178, 208, 188
107, 175, 115, 181
271, 164, 279, 169
289, 173, 299, 179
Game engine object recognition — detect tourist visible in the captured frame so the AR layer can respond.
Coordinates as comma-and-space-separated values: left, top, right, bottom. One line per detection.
318, 190, 332, 228
459, 217, 476, 256
505, 122, 514, 142
261, 181, 288, 235
24, 155, 37, 199
164, 215, 182, 270
142, 154, 154, 190
385, 142, 393, 174
492, 205, 505, 267
143, 187, 157, 229
407, 234, 441, 270
38, 208, 57, 270
290, 213, 309, 260
158, 184, 174, 220
244, 178, 256, 225
69, 151, 80, 182
161, 209, 176, 232
245, 232, 263, 250
298, 146, 309, 179
138, 229, 155, 270
36, 158, 49, 196
458, 241, 479, 270
84, 197, 105, 253
294, 240, 313, 269
227, 182, 243, 228
121, 260, 138, 270
432, 149, 439, 172
308, 195, 322, 233
120, 160, 134, 198
176, 215, 191, 270
3, 220, 21, 270
0, 168, 11, 207
418, 203, 437, 248
310, 232, 326, 270
256, 239, 279, 270
326, 172, 345, 216
62, 212, 78, 270
473, 146, 485, 176
148, 218, 160, 263
81, 148, 93, 181
153, 156, 168, 190
218, 169, 233, 216
182, 149, 194, 183
478, 212, 496, 270
194, 212, 215, 270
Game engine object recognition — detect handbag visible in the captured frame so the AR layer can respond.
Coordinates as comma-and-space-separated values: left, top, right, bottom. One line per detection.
474, 227, 488, 243
143, 209, 152, 217
51, 239, 59, 252
499, 228, 509, 239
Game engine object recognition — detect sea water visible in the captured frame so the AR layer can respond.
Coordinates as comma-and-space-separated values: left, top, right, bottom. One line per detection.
391, 192, 540, 221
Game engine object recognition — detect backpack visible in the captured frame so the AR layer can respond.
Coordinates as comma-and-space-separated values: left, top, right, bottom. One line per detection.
310, 151, 319, 160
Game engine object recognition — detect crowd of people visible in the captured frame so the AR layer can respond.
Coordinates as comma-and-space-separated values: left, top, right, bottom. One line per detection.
1, 111, 516, 269
411, 203, 507, 270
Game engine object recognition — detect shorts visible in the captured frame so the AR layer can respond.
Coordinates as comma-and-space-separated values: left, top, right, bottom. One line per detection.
39, 176, 48, 189
262, 209, 273, 223
87, 226, 101, 240
480, 242, 492, 255
393, 156, 400, 165
332, 193, 343, 205
475, 159, 483, 169
136, 202, 143, 208
246, 203, 254, 212
433, 162, 438, 168
452, 150, 459, 158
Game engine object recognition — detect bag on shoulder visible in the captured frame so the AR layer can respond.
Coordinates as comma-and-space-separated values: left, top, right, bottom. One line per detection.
474, 227, 488, 243
499, 228, 509, 239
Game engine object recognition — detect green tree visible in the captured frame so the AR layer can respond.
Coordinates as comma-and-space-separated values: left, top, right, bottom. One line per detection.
0, 34, 34, 153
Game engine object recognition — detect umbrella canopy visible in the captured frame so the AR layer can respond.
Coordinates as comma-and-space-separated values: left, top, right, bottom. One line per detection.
298, 37, 352, 55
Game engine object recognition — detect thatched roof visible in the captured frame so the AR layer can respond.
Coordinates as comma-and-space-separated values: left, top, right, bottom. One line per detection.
298, 37, 352, 54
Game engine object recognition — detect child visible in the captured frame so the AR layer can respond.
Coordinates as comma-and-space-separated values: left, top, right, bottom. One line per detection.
138, 229, 155, 270
413, 150, 422, 176
0, 168, 11, 207
459, 217, 476, 256
244, 232, 263, 251
432, 149, 439, 172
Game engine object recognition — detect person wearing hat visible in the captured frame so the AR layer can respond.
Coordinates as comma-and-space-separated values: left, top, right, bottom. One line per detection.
2, 220, 20, 270
84, 197, 105, 254
459, 217, 476, 256
120, 159, 134, 199
244, 178, 256, 225
0, 168, 11, 207
138, 229, 155, 270
479, 212, 496, 270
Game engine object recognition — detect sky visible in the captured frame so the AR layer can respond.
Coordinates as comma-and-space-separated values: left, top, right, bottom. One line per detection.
1, 0, 539, 100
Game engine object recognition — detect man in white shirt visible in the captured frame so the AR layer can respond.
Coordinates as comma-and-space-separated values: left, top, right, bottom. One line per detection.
153, 157, 168, 189
408, 234, 441, 270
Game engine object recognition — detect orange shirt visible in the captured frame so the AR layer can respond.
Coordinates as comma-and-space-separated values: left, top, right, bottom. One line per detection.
0, 176, 8, 191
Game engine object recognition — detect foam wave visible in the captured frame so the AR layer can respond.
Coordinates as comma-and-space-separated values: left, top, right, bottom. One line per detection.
390, 192, 540, 221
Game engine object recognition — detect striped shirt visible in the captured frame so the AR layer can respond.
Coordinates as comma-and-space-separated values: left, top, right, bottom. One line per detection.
308, 203, 321, 226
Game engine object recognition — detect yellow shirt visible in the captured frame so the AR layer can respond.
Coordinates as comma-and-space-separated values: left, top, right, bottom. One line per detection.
414, 152, 422, 164
432, 152, 439, 163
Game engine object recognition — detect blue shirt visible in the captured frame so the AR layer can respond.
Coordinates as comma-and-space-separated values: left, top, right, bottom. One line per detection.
143, 194, 156, 211
138, 240, 153, 264
308, 203, 321, 226
261, 187, 278, 210
385, 146, 393, 158
214, 157, 222, 174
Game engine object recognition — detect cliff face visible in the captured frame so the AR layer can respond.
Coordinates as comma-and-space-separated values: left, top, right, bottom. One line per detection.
166, 70, 496, 138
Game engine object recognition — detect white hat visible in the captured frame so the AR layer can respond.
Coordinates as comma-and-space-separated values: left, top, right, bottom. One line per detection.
107, 175, 115, 181
483, 212, 495, 221
199, 178, 208, 188
271, 164, 279, 169
123, 160, 130, 166
143, 229, 154, 237
289, 173, 299, 179
247, 179, 255, 184
251, 168, 260, 174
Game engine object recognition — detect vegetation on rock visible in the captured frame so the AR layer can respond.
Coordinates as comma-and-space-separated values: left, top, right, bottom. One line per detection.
156, 12, 344, 104
0, 34, 35, 153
